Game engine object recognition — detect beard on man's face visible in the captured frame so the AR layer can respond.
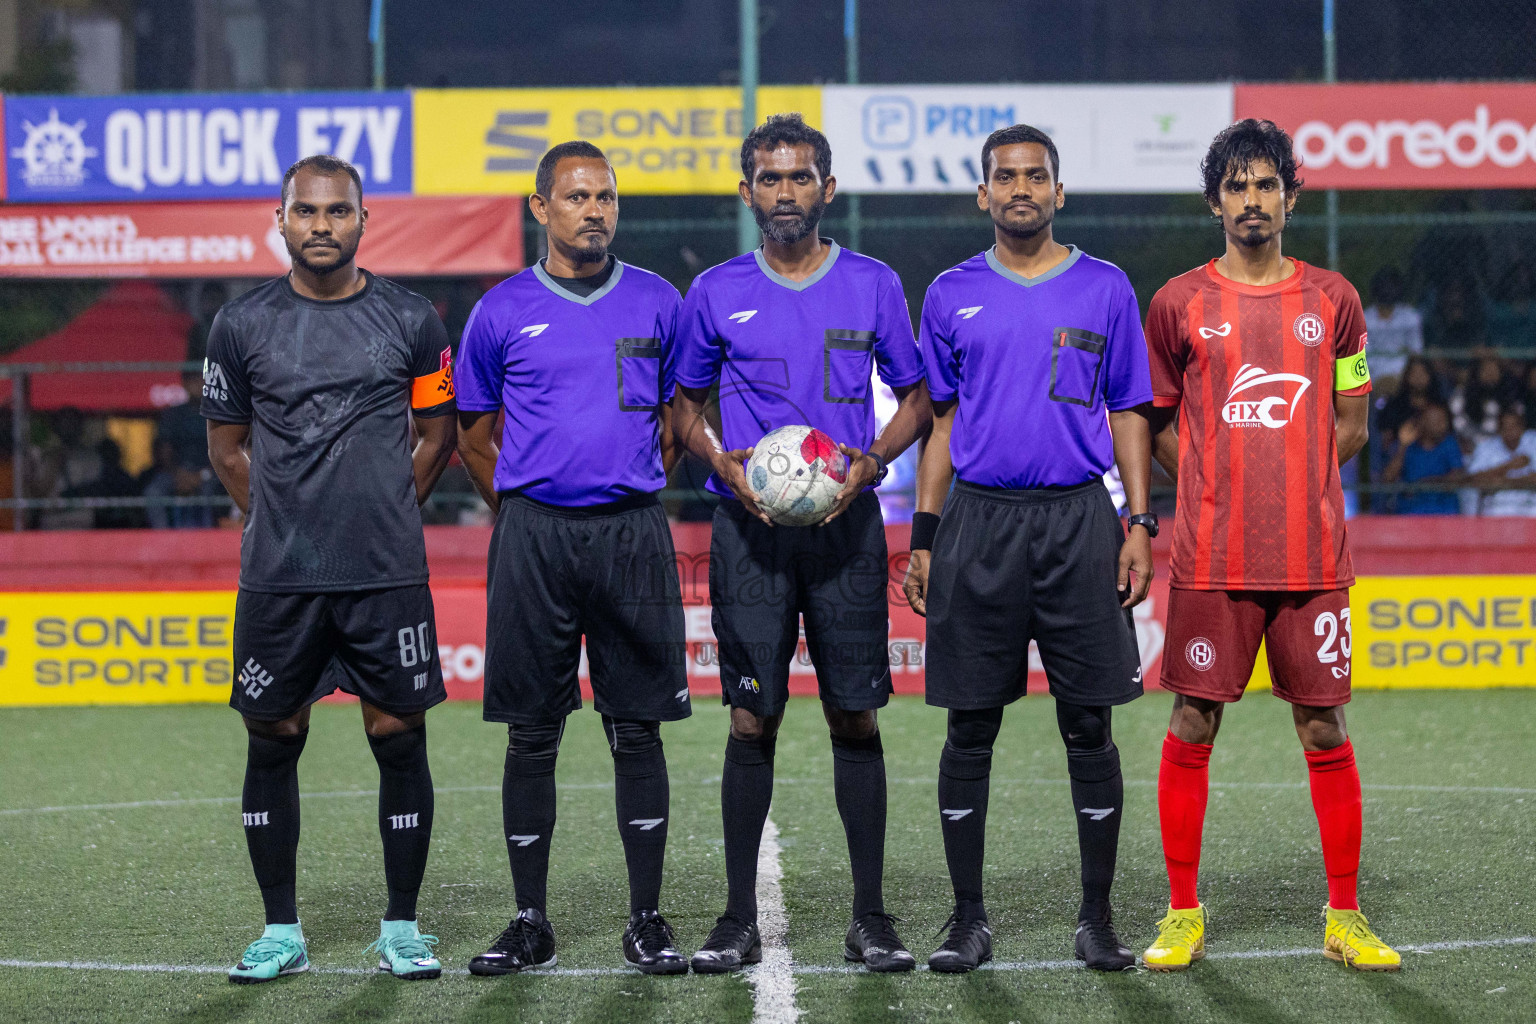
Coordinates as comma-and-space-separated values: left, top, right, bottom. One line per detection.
286, 232, 359, 276
567, 219, 612, 265
992, 198, 1053, 240
753, 194, 827, 246
1232, 210, 1278, 246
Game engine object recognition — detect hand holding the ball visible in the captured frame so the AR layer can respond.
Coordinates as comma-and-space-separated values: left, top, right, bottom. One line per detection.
713, 447, 774, 526
819, 444, 878, 527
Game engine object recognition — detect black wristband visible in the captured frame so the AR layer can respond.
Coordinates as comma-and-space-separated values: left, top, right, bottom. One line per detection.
910, 512, 941, 551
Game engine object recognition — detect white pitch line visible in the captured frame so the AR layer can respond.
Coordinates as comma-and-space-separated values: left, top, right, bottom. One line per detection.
3, 777, 1531, 818
748, 816, 800, 1024
2, 936, 1529, 981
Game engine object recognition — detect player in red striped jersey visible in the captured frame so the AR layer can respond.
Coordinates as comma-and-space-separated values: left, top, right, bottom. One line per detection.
1139, 120, 1400, 972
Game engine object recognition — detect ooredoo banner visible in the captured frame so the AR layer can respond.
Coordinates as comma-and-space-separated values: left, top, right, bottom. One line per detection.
4, 91, 413, 202
0, 195, 523, 279
820, 84, 1235, 194
1234, 83, 1536, 189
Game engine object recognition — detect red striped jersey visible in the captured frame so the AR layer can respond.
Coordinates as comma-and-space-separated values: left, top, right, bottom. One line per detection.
1145, 259, 1371, 591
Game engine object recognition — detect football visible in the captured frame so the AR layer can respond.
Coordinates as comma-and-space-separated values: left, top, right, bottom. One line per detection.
744, 425, 849, 526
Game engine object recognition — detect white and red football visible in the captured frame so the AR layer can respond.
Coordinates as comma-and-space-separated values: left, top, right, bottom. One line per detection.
744, 425, 849, 526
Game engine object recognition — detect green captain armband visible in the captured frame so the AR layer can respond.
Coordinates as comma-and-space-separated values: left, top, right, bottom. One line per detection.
1335, 351, 1371, 391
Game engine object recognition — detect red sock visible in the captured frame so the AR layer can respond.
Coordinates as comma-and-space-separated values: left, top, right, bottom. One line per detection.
1305, 740, 1362, 911
1158, 731, 1212, 910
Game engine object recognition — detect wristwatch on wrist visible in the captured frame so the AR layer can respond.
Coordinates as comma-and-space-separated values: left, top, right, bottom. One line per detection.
864, 451, 889, 483
1127, 512, 1159, 538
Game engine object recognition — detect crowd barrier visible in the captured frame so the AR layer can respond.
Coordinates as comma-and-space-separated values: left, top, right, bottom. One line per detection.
1, 518, 1533, 708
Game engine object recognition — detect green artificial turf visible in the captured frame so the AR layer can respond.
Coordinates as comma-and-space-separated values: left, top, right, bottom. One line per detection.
0, 690, 1531, 1023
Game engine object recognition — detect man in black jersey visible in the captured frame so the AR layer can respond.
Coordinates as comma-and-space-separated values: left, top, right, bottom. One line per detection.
203, 155, 457, 984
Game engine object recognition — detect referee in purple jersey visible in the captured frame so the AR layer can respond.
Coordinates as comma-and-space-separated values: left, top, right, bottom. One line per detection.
904, 125, 1156, 973
671, 114, 932, 974
456, 142, 690, 976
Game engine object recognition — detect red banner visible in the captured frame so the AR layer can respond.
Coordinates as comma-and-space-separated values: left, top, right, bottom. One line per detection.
0, 195, 523, 278
1235, 83, 1536, 190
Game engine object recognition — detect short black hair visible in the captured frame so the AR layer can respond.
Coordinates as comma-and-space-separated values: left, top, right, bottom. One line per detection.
535, 140, 610, 198
281, 154, 362, 205
981, 124, 1059, 182
1201, 119, 1304, 209
740, 113, 832, 183
1370, 264, 1405, 304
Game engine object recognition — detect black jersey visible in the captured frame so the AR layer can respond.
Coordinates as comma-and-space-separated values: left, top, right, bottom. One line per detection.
201, 271, 456, 593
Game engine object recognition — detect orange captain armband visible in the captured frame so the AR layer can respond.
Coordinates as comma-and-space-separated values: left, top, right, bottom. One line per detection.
411, 346, 456, 410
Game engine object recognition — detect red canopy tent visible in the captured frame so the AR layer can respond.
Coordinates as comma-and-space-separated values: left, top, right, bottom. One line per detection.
0, 281, 193, 412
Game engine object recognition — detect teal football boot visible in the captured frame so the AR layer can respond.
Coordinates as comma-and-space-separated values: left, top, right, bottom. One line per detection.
228, 922, 309, 984
366, 918, 442, 980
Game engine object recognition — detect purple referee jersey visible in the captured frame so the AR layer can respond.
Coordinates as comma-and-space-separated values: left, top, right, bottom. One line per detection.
919, 246, 1153, 489
455, 259, 680, 505
673, 241, 925, 497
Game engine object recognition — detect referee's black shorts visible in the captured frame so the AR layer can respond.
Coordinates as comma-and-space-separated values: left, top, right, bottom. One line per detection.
482, 493, 691, 726
710, 490, 892, 718
924, 479, 1143, 710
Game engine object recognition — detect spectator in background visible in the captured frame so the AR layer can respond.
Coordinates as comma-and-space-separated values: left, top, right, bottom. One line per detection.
1451, 354, 1525, 442
1487, 260, 1536, 351
36, 407, 102, 530
1376, 356, 1446, 438
157, 370, 211, 470
1362, 265, 1422, 384
1424, 275, 1487, 356
139, 437, 215, 529
70, 437, 144, 529
1466, 408, 1536, 516
1381, 403, 1465, 514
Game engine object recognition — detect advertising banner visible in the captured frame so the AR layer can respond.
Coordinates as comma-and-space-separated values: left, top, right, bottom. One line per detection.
820, 84, 1234, 194
1234, 83, 1536, 189
0, 591, 236, 706
4, 91, 413, 203
4, 571, 1530, 708
412, 86, 822, 196
0, 195, 523, 279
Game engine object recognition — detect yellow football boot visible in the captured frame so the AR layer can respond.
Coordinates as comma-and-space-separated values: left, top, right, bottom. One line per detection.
1324, 907, 1401, 971
1142, 905, 1205, 971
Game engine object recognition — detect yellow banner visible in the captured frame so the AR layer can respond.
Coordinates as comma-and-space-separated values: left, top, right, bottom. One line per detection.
412, 87, 823, 196
0, 592, 235, 707
1246, 574, 1536, 691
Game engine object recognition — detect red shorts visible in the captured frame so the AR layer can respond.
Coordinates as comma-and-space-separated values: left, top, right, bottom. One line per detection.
1160, 588, 1353, 706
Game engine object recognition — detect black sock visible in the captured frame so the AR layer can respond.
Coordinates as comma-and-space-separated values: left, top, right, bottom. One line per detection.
1058, 703, 1122, 922
368, 725, 434, 921
938, 746, 991, 916
938, 707, 1001, 917
242, 730, 307, 926
721, 732, 775, 923
831, 731, 887, 918
503, 739, 558, 915
607, 718, 669, 914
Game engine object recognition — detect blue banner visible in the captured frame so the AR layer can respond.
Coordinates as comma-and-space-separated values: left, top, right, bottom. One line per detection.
5, 91, 412, 202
